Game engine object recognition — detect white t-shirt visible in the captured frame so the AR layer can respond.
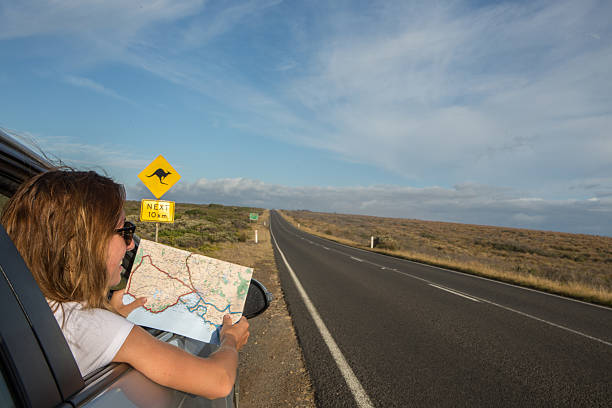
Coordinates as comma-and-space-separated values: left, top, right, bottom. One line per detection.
52, 302, 134, 376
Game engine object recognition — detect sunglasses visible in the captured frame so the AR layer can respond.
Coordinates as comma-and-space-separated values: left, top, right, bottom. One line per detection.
115, 220, 136, 246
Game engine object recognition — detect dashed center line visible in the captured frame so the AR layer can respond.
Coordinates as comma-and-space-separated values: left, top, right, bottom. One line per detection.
275, 214, 612, 348
429, 283, 481, 303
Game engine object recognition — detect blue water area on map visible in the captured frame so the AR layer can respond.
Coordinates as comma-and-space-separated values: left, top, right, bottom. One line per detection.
123, 293, 227, 344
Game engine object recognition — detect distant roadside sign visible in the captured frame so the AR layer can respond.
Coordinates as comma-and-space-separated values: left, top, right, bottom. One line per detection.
138, 155, 181, 199
249, 213, 259, 221
140, 199, 175, 223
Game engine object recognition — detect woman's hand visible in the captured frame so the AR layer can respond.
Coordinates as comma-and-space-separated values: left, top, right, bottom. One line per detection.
110, 289, 147, 318
220, 315, 249, 351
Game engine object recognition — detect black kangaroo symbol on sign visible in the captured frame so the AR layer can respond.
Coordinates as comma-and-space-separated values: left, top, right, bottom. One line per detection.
147, 168, 172, 185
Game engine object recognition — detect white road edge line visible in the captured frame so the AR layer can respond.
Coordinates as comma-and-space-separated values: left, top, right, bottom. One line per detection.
429, 284, 481, 303
350, 256, 364, 262
270, 225, 375, 408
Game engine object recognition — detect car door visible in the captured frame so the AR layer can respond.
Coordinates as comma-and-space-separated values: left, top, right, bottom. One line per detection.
0, 221, 79, 407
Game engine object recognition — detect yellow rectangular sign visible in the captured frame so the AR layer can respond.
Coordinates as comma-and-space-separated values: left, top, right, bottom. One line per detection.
140, 199, 175, 223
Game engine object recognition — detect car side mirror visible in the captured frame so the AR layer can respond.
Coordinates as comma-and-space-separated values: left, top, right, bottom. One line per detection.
243, 278, 273, 319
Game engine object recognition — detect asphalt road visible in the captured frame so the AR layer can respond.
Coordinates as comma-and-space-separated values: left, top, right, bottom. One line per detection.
269, 211, 612, 407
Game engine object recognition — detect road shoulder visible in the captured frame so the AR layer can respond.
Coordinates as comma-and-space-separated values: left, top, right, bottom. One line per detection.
212, 210, 315, 407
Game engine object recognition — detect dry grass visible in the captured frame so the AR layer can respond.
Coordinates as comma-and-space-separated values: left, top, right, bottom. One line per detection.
280, 210, 612, 306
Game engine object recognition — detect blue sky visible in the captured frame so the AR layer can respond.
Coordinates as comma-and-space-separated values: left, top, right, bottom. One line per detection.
1, 0, 611, 236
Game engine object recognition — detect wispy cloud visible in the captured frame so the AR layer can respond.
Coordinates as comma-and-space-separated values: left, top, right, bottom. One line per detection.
3, 128, 148, 172
275, 61, 297, 72
279, 0, 612, 193
88, 0, 609, 199
0, 0, 205, 41
2, 0, 611, 235
63, 75, 135, 105
178, 0, 282, 50
41, 138, 149, 171
3, 2, 609, 197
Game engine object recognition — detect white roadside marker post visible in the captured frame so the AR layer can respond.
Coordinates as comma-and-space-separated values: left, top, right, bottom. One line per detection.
371, 236, 374, 248
255, 230, 258, 244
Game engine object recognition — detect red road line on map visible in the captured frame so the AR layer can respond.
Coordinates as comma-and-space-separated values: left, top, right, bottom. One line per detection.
186, 253, 196, 290
126, 254, 197, 314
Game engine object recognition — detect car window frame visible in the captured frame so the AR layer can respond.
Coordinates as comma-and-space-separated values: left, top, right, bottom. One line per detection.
0, 226, 68, 407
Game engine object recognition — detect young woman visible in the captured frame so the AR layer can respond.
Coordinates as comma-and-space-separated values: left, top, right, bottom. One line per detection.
1, 169, 249, 399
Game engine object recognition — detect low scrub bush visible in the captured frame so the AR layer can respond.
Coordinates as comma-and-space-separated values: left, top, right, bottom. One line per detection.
125, 201, 264, 250
376, 236, 400, 250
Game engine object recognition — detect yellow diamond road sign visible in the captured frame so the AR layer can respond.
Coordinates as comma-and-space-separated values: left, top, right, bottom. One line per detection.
138, 155, 181, 199
140, 200, 175, 223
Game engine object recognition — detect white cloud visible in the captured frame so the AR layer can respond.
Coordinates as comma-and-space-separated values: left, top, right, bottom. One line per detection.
63, 75, 135, 105
3, 2, 609, 189
2, 0, 611, 236
0, 0, 205, 41
280, 0, 612, 192
3, 129, 148, 172
127, 177, 612, 236
6, 1, 608, 198
275, 61, 297, 72
178, 0, 282, 50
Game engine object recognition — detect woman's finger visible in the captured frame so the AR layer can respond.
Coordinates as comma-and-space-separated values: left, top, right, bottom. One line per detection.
129, 297, 147, 312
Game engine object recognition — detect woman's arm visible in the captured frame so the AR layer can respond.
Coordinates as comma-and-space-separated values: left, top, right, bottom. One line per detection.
113, 315, 249, 399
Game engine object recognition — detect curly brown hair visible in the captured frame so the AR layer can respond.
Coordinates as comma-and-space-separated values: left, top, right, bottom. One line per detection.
1, 170, 125, 310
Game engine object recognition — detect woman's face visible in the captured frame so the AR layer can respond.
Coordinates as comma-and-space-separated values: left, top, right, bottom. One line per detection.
106, 211, 135, 287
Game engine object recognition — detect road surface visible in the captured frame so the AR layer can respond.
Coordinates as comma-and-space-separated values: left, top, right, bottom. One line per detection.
269, 211, 612, 407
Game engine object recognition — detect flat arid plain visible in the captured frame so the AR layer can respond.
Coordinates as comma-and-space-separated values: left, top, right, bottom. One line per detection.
280, 210, 612, 306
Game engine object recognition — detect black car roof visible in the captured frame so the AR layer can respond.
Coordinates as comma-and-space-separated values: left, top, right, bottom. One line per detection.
0, 128, 52, 197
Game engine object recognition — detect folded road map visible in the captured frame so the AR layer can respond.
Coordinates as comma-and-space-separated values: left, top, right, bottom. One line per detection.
123, 239, 253, 343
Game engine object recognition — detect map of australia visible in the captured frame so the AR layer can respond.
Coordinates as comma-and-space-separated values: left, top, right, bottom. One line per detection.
123, 239, 253, 343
